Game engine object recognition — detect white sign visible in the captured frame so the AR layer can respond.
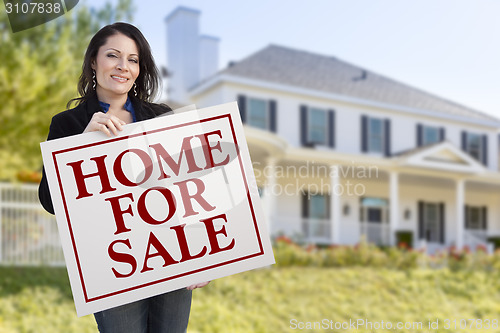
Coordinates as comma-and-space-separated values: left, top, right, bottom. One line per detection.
40, 102, 275, 316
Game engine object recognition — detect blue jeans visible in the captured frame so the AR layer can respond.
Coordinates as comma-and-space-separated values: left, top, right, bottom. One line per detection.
94, 288, 192, 333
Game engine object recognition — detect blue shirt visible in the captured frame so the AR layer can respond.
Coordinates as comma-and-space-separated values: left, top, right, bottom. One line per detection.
99, 97, 137, 123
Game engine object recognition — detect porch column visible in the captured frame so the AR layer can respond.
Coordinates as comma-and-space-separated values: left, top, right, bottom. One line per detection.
455, 178, 465, 250
389, 171, 399, 246
263, 158, 277, 233
330, 165, 340, 244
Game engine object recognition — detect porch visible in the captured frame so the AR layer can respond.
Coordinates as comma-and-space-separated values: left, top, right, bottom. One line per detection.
251, 139, 500, 253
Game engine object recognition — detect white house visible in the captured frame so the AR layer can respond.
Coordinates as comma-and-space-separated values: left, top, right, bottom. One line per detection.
165, 7, 500, 252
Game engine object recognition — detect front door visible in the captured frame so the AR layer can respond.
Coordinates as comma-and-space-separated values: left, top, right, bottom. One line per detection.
360, 197, 389, 245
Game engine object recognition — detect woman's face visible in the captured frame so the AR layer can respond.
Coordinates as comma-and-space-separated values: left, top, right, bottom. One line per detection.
91, 33, 140, 102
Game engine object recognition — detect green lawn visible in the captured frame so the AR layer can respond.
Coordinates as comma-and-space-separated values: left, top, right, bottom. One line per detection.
1, 266, 500, 332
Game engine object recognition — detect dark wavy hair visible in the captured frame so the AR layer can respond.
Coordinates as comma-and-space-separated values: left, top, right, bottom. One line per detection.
68, 22, 160, 107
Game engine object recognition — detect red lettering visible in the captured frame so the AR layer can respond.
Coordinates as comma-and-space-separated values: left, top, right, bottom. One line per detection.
170, 224, 207, 262
113, 149, 153, 187
174, 178, 216, 217
149, 136, 202, 180
137, 187, 177, 225
195, 130, 230, 169
108, 239, 137, 278
140, 232, 178, 273
66, 155, 116, 199
199, 214, 235, 255
104, 193, 134, 235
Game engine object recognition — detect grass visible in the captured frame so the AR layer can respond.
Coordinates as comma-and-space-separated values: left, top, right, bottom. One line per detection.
1, 266, 500, 332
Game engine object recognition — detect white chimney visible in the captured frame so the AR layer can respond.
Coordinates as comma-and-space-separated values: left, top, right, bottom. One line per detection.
165, 7, 201, 104
165, 7, 219, 104
199, 35, 219, 82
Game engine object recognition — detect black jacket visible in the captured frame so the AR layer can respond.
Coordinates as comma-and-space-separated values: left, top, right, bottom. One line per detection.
38, 92, 171, 214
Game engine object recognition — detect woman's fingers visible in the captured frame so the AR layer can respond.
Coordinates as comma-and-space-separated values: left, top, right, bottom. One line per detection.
186, 281, 211, 290
84, 112, 126, 137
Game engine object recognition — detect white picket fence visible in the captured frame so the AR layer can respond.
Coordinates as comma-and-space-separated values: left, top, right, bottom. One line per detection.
0, 183, 64, 266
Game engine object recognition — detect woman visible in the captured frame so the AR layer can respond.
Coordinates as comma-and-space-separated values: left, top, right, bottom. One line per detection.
38, 22, 208, 333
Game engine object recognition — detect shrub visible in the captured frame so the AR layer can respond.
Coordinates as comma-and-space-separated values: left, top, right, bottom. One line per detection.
272, 237, 499, 272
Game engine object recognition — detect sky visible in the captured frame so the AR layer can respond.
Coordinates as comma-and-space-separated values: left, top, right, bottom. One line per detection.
82, 0, 500, 119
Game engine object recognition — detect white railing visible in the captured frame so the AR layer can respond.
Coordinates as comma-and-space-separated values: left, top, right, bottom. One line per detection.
360, 222, 390, 246
464, 229, 494, 253
271, 216, 331, 244
0, 183, 64, 265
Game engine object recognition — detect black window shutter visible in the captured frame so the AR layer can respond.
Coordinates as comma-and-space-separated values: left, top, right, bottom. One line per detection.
418, 201, 424, 240
417, 124, 423, 147
300, 105, 308, 146
482, 134, 488, 166
328, 109, 335, 148
482, 206, 488, 230
237, 95, 246, 124
461, 131, 467, 151
439, 202, 445, 244
361, 115, 368, 152
301, 193, 309, 236
439, 127, 445, 142
384, 119, 391, 157
269, 100, 277, 133
464, 205, 469, 229
325, 194, 331, 219
301, 193, 309, 218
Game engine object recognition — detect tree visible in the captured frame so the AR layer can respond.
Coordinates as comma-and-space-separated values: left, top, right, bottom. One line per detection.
0, 0, 134, 182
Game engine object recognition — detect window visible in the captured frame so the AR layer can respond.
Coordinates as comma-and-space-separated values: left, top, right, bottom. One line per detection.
308, 108, 328, 145
418, 201, 444, 243
468, 207, 482, 229
237, 95, 277, 132
362, 116, 390, 155
466, 133, 482, 161
368, 117, 384, 153
300, 105, 335, 148
422, 126, 440, 145
423, 203, 440, 243
465, 206, 487, 230
417, 124, 444, 146
302, 193, 330, 239
462, 131, 487, 165
247, 98, 268, 130
306, 194, 328, 219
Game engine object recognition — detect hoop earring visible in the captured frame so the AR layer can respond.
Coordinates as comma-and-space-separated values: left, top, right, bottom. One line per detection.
133, 82, 137, 97
92, 70, 96, 90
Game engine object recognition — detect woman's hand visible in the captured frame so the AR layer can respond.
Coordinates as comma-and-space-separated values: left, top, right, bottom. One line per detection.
186, 281, 210, 290
84, 112, 126, 137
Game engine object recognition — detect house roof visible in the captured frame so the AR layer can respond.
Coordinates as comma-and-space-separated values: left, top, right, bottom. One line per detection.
219, 44, 498, 124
